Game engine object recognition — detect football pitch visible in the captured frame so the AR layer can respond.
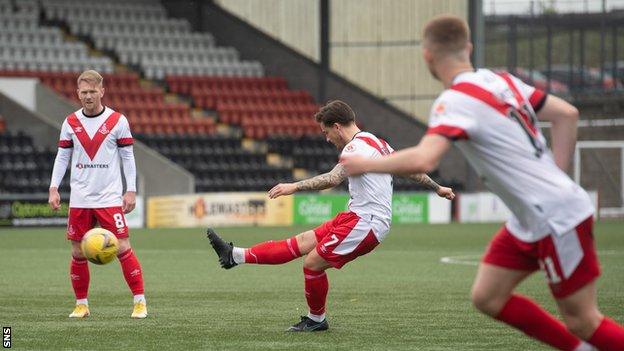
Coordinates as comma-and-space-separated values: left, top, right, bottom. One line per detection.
1, 221, 623, 350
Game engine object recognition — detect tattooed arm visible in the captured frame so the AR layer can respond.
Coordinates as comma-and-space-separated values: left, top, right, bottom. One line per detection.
404, 173, 456, 200
405, 173, 441, 191
268, 164, 347, 199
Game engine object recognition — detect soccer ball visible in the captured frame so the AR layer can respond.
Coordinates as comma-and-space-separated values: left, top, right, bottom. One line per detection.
81, 228, 119, 265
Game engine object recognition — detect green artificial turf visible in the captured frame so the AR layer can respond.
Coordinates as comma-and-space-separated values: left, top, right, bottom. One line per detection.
1, 221, 622, 350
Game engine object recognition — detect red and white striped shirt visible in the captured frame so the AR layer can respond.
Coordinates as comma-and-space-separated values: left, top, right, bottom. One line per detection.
427, 69, 593, 242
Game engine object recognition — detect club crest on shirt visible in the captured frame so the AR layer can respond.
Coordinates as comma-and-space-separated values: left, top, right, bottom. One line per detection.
344, 144, 356, 153
434, 102, 446, 115
73, 126, 83, 133
98, 124, 110, 135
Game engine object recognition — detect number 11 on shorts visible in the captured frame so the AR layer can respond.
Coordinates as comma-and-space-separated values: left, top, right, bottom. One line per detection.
539, 256, 562, 284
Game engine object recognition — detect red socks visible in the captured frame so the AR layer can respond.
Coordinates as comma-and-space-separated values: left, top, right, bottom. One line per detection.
244, 237, 301, 264
70, 250, 144, 301
496, 295, 624, 350
588, 317, 624, 351
117, 249, 144, 295
70, 256, 90, 299
304, 268, 328, 317
496, 295, 583, 351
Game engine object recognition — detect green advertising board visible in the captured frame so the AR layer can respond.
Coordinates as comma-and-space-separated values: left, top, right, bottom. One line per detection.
293, 194, 349, 224
293, 193, 429, 224
392, 193, 428, 223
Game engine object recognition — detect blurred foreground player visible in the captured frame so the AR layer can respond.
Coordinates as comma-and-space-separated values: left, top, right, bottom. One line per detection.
207, 100, 454, 331
342, 15, 624, 351
48, 70, 147, 319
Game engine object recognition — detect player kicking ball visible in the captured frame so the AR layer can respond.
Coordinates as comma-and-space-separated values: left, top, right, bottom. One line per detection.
342, 15, 624, 351
207, 100, 454, 332
48, 70, 147, 319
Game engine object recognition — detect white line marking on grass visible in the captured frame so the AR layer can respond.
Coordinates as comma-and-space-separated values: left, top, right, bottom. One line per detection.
439, 255, 480, 266
440, 250, 623, 266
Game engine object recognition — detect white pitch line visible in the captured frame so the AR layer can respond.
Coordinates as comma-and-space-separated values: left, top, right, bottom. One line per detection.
440, 250, 623, 266
439, 255, 480, 266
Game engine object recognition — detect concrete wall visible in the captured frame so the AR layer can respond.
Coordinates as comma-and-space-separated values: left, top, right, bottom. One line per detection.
213, 0, 468, 123
215, 0, 320, 61
0, 90, 60, 150
0, 78, 38, 111
330, 0, 467, 121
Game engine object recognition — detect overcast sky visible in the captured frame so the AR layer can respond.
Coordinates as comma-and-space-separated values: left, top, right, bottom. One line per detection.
484, 0, 624, 15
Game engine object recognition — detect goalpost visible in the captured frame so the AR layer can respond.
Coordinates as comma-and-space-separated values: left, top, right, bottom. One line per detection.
574, 141, 624, 218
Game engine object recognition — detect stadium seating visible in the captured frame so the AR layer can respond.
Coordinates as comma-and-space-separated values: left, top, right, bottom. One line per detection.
0, 130, 63, 194
0, 0, 438, 193
41, 0, 263, 80
167, 75, 320, 138
138, 133, 293, 192
0, 70, 216, 136
0, 1, 114, 73
267, 135, 338, 173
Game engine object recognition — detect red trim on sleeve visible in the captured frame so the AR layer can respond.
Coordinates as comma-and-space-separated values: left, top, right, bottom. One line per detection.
528, 89, 546, 109
58, 140, 73, 148
426, 125, 468, 141
117, 137, 134, 146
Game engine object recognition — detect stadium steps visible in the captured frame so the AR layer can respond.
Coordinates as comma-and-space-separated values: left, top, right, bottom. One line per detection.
5, 2, 435, 192
37, 5, 326, 189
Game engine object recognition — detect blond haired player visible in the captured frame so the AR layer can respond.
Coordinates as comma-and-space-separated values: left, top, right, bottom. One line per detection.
342, 15, 624, 351
207, 100, 454, 332
48, 70, 147, 319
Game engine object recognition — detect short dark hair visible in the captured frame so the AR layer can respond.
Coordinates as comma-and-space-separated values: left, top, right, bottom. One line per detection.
314, 100, 356, 126
423, 15, 470, 55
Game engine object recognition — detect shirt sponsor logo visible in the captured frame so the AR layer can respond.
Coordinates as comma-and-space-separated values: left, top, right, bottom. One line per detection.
76, 163, 109, 169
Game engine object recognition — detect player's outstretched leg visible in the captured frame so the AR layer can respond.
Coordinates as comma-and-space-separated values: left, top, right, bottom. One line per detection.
206, 228, 238, 269
207, 228, 303, 268
69, 255, 90, 318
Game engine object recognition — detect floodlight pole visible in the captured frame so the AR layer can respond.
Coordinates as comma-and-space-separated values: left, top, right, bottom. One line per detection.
319, 0, 329, 103
469, 0, 484, 68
